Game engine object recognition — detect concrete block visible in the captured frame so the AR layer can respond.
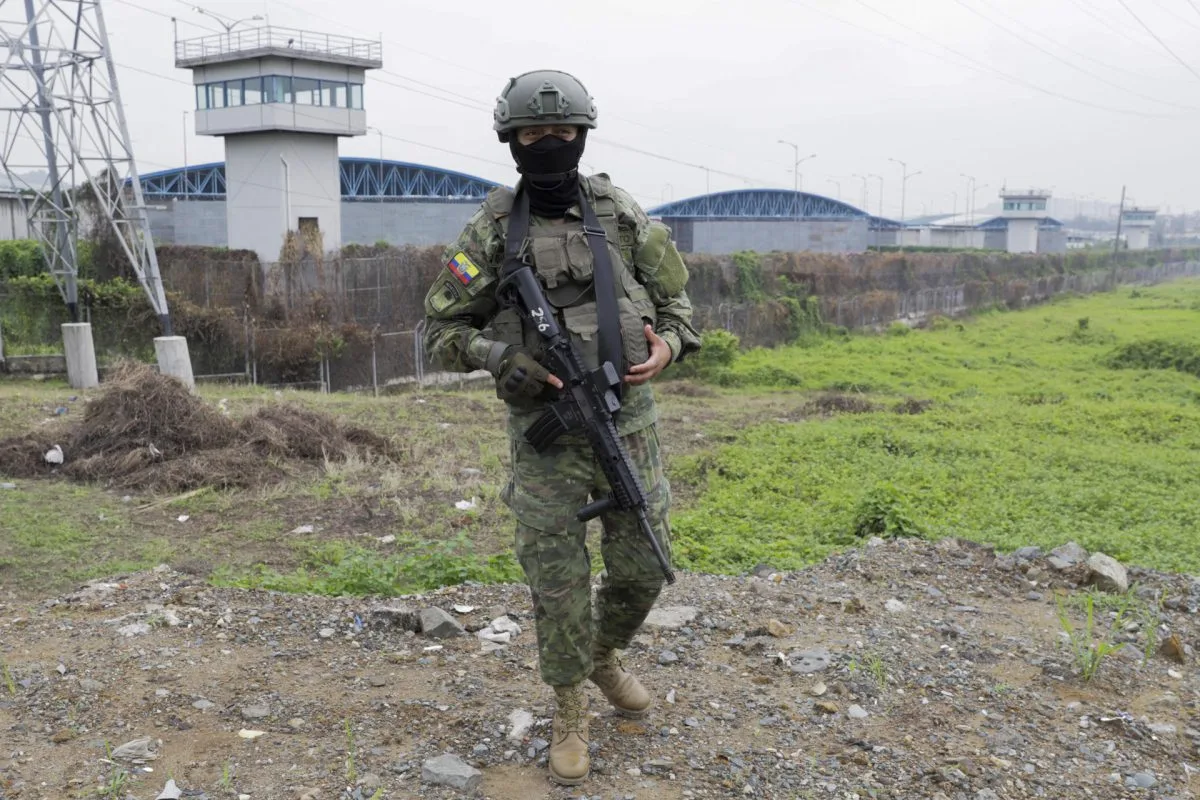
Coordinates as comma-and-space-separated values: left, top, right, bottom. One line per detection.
154, 336, 195, 389
61, 323, 99, 389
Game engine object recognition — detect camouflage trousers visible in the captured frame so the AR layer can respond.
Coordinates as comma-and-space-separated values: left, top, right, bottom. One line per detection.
502, 423, 672, 687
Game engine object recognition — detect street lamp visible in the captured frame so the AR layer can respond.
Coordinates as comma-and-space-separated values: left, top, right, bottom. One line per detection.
778, 140, 816, 218
890, 158, 921, 252
194, 7, 264, 46
869, 173, 884, 219
852, 173, 869, 211
181, 111, 188, 203
826, 179, 842, 201
367, 125, 385, 242
960, 173, 977, 228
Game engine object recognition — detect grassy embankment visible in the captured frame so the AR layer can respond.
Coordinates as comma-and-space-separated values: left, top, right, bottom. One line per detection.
1, 279, 1198, 598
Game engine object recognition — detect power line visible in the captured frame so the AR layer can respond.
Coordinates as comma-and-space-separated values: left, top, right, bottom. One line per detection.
1114, 0, 1200, 84
837, 0, 1187, 118
110, 0, 224, 34
187, 0, 792, 178
954, 0, 1200, 111
1187, 0, 1200, 22
1145, 0, 1200, 33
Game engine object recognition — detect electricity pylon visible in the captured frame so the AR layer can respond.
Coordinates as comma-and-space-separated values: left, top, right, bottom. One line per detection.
0, 0, 190, 386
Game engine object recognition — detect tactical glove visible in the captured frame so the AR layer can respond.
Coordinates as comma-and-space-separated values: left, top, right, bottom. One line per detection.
496, 347, 553, 402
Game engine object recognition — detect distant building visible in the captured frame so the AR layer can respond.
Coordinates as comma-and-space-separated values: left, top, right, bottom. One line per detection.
1120, 207, 1157, 251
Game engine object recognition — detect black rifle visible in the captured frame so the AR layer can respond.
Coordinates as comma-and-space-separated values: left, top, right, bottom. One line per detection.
496, 248, 676, 585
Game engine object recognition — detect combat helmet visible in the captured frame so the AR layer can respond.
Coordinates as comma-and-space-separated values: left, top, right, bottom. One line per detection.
493, 70, 598, 142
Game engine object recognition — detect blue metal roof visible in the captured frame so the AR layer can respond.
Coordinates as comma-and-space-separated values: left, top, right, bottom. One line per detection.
649, 189, 867, 220
975, 215, 1065, 231
138, 159, 502, 200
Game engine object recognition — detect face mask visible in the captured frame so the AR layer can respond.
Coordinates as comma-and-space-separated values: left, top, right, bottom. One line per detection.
509, 131, 587, 217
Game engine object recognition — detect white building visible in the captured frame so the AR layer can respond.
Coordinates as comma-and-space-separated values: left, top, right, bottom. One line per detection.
1121, 207, 1157, 251
175, 27, 382, 262
999, 189, 1052, 254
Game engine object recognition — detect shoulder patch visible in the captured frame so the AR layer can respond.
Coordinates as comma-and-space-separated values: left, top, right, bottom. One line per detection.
428, 279, 461, 313
447, 251, 481, 286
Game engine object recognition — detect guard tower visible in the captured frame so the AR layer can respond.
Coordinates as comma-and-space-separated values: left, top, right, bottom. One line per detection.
175, 27, 382, 262
999, 188, 1051, 254
1121, 207, 1157, 250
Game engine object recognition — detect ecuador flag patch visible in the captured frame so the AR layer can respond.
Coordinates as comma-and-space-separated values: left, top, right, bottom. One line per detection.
447, 251, 480, 286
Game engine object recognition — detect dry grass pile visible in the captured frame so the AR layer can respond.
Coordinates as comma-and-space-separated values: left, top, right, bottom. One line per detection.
0, 362, 397, 492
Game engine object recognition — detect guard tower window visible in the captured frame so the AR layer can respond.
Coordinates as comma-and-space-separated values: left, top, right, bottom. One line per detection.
331, 83, 347, 107
196, 84, 209, 110
293, 77, 319, 106
227, 80, 243, 106
350, 84, 363, 109
210, 82, 226, 109
267, 76, 293, 104
244, 77, 263, 105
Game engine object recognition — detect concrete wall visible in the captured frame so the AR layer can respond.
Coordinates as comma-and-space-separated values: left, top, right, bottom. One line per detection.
1007, 219, 1040, 253
664, 217, 868, 254
1037, 228, 1067, 254
0, 194, 30, 240
342, 200, 479, 248
144, 198, 478, 252
917, 227, 986, 249
1126, 227, 1152, 251
146, 200, 228, 246
226, 132, 342, 262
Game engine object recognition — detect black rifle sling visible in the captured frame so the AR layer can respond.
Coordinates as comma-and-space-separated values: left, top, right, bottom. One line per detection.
579, 189, 626, 400
502, 187, 531, 279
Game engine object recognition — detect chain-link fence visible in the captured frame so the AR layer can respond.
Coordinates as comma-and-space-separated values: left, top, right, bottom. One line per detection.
5, 255, 1200, 389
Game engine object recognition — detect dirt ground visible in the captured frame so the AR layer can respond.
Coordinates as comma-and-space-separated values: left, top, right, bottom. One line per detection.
0, 537, 1197, 799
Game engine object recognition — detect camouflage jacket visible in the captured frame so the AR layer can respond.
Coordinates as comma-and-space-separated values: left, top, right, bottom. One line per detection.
423, 174, 701, 437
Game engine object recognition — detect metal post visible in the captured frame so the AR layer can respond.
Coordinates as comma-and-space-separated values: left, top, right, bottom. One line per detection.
23, 0, 76, 321
371, 335, 378, 397
1114, 185, 1127, 254
182, 111, 188, 204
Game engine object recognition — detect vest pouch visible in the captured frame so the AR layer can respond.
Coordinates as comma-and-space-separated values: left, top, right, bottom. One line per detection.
561, 302, 601, 371
530, 237, 571, 290
563, 230, 596, 283
618, 296, 650, 368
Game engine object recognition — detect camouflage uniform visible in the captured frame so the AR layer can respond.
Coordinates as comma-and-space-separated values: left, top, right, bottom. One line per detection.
424, 174, 700, 686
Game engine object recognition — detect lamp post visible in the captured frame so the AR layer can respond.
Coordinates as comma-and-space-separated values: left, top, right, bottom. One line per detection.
777, 139, 815, 217
826, 179, 842, 201
852, 173, 869, 211
181, 110, 188, 203
960, 173, 977, 228
890, 158, 921, 252
194, 7, 264, 33
367, 125, 385, 242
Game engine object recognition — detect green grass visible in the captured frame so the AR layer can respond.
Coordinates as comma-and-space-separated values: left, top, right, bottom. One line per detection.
213, 534, 524, 596
672, 281, 1200, 574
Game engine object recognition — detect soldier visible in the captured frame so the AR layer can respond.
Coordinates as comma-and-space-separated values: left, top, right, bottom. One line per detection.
423, 69, 700, 786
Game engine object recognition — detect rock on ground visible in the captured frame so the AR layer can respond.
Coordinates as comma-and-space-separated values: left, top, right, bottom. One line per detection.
421, 753, 482, 792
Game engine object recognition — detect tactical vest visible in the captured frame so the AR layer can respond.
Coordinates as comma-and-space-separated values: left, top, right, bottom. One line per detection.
484, 176, 657, 376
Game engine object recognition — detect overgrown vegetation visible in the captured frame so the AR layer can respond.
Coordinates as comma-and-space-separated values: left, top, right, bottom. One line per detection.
670, 280, 1200, 574
214, 535, 523, 597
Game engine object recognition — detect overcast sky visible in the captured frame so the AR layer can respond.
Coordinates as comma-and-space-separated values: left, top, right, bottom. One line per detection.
99, 0, 1200, 219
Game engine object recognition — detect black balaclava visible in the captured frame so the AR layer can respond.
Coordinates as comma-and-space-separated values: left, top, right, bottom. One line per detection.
509, 129, 588, 218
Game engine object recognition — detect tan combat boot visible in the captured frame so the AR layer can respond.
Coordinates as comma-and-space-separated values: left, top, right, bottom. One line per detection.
549, 683, 590, 786
589, 646, 652, 719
